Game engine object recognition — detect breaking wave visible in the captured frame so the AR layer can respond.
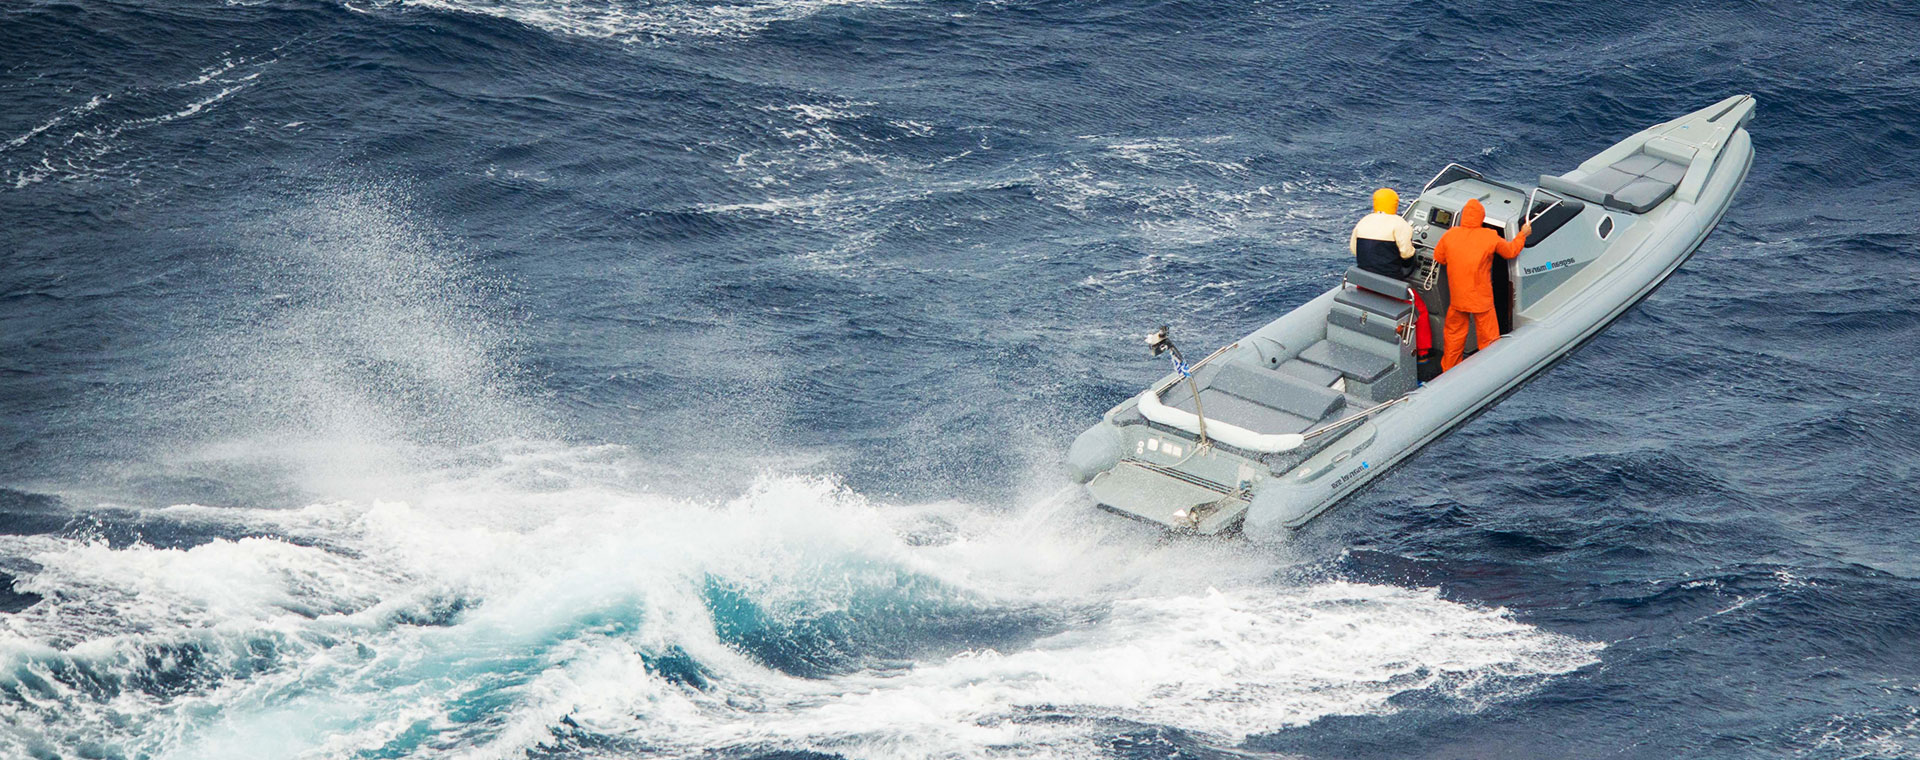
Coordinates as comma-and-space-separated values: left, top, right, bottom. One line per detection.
0, 455, 1599, 759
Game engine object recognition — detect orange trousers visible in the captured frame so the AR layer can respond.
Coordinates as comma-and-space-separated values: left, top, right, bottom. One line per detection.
1441, 307, 1500, 371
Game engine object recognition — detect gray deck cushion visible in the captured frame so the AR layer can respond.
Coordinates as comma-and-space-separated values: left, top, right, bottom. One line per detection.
1277, 359, 1341, 387
1344, 266, 1412, 298
1594, 150, 1689, 213
1644, 136, 1697, 163
1539, 174, 1611, 206
1585, 167, 1639, 195
1611, 178, 1676, 213
1642, 160, 1687, 184
1162, 363, 1344, 433
1299, 339, 1395, 383
1208, 363, 1343, 420
1609, 153, 1663, 174
1163, 385, 1312, 434
1333, 287, 1412, 321
1542, 146, 1694, 215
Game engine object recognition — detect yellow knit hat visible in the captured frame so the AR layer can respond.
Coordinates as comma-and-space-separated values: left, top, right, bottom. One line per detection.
1372, 188, 1399, 214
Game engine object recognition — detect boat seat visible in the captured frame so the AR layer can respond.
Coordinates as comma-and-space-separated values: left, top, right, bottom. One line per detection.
1540, 148, 1689, 215
1163, 387, 1312, 435
1333, 285, 1412, 321
1163, 363, 1345, 433
1612, 153, 1688, 184
1299, 340, 1395, 384
1277, 358, 1341, 388
1331, 277, 1415, 344
1343, 266, 1413, 299
1610, 179, 1676, 213
1643, 135, 1698, 164
1209, 363, 1343, 421
1539, 174, 1611, 207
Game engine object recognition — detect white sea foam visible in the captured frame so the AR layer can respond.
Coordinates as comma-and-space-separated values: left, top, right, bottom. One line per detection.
1792, 693, 1920, 760
4, 54, 269, 188
0, 454, 1602, 759
698, 122, 1334, 287
149, 85, 247, 125
398, 0, 903, 42
181, 57, 243, 88
1, 94, 108, 152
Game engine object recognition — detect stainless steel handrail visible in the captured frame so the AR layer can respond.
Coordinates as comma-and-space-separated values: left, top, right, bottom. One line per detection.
1420, 162, 1483, 194
1152, 341, 1240, 394
1300, 396, 1409, 441
1525, 186, 1569, 226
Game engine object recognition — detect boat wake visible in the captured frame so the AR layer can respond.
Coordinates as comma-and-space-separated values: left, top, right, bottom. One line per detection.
0, 447, 1599, 759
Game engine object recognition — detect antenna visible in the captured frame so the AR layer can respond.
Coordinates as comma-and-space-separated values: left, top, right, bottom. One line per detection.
1144, 325, 1208, 448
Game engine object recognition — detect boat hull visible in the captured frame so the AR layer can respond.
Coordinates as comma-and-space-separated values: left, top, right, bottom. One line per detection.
1073, 96, 1757, 537
1245, 127, 1753, 535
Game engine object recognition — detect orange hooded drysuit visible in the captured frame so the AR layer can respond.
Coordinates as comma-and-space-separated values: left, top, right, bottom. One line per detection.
1432, 198, 1526, 371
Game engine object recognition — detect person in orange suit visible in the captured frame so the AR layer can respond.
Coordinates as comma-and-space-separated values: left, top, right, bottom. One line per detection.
1432, 198, 1530, 372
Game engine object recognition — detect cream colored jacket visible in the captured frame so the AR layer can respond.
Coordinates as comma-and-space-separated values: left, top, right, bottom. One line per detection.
1347, 211, 1415, 259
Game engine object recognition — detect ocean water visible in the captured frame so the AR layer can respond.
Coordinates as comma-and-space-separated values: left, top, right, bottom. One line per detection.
2, 0, 1918, 757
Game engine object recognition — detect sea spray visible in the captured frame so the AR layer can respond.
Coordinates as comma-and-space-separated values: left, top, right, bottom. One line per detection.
0, 456, 1599, 759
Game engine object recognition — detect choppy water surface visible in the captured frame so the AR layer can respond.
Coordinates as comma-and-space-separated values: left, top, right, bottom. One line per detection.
2, 0, 1917, 757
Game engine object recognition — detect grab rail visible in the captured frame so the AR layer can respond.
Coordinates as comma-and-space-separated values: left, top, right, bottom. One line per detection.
1420, 163, 1483, 195
1417, 163, 1531, 203
1525, 186, 1568, 226
1152, 341, 1239, 394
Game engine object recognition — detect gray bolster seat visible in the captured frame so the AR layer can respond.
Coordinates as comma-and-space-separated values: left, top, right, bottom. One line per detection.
1539, 149, 1691, 214
1163, 362, 1346, 434
1343, 266, 1412, 298
1539, 173, 1611, 207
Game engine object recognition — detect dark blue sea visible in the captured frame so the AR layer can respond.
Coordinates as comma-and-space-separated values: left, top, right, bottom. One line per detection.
3, 0, 1918, 757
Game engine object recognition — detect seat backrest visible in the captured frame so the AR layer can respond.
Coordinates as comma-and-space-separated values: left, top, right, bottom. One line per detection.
1343, 266, 1411, 299
1539, 173, 1611, 207
1208, 363, 1343, 421
1592, 150, 1686, 213
1643, 136, 1698, 164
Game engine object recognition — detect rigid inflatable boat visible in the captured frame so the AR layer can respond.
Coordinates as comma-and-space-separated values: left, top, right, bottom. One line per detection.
1068, 95, 1756, 535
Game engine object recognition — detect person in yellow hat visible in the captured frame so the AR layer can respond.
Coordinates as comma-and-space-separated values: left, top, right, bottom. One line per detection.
1348, 188, 1416, 278
1347, 188, 1431, 357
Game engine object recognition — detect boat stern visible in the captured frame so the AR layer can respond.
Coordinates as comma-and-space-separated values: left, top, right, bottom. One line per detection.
1086, 459, 1250, 534
1071, 411, 1262, 534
